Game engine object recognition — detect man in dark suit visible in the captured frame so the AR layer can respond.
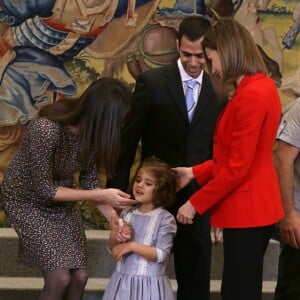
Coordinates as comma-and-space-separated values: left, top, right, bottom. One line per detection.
107, 16, 226, 300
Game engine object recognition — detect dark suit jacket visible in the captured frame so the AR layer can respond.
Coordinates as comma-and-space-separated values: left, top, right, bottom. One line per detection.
108, 62, 226, 216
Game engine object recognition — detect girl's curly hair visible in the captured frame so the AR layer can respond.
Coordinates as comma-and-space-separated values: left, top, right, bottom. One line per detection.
128, 157, 178, 209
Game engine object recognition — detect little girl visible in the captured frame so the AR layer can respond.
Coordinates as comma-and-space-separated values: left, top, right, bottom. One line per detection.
103, 157, 177, 300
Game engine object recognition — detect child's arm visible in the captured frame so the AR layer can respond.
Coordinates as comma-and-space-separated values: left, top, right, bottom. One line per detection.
112, 242, 157, 261
112, 211, 177, 262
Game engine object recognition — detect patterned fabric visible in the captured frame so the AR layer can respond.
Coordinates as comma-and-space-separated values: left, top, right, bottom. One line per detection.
103, 207, 177, 300
1, 118, 99, 270
0, 47, 77, 125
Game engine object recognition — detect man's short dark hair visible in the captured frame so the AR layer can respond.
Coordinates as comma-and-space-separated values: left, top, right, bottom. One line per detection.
177, 16, 211, 45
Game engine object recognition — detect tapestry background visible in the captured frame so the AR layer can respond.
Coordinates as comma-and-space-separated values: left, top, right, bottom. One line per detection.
0, 0, 299, 228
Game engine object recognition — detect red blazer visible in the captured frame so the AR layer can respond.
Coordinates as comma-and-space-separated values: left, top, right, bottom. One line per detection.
190, 73, 284, 228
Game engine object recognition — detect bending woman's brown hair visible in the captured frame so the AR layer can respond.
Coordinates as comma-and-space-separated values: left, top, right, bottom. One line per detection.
39, 77, 131, 178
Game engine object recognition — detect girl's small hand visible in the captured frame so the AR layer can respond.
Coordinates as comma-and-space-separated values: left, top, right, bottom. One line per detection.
177, 200, 196, 224
118, 219, 132, 242
114, 218, 132, 242
172, 167, 194, 191
112, 242, 132, 260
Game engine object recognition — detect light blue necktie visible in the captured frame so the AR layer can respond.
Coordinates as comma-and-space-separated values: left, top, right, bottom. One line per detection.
185, 79, 197, 122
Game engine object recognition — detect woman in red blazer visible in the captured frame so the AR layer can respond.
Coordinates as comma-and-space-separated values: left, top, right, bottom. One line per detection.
174, 19, 284, 300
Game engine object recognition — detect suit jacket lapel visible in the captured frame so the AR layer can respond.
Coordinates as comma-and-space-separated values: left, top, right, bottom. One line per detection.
164, 63, 190, 123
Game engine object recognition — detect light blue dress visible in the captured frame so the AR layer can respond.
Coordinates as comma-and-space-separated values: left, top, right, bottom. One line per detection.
103, 207, 177, 300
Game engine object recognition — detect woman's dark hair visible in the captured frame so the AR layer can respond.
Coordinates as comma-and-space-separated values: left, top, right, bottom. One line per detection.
128, 157, 177, 209
39, 77, 131, 178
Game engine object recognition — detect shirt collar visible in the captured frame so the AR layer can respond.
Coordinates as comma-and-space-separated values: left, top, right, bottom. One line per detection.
177, 59, 203, 85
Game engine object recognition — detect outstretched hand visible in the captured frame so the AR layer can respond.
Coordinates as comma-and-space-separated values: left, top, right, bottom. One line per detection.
97, 188, 138, 209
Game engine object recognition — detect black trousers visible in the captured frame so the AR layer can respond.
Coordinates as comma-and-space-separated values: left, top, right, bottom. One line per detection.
173, 212, 212, 300
221, 224, 275, 300
274, 244, 300, 300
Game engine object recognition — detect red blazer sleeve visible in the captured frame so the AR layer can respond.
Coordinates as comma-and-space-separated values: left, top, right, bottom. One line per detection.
192, 160, 213, 185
